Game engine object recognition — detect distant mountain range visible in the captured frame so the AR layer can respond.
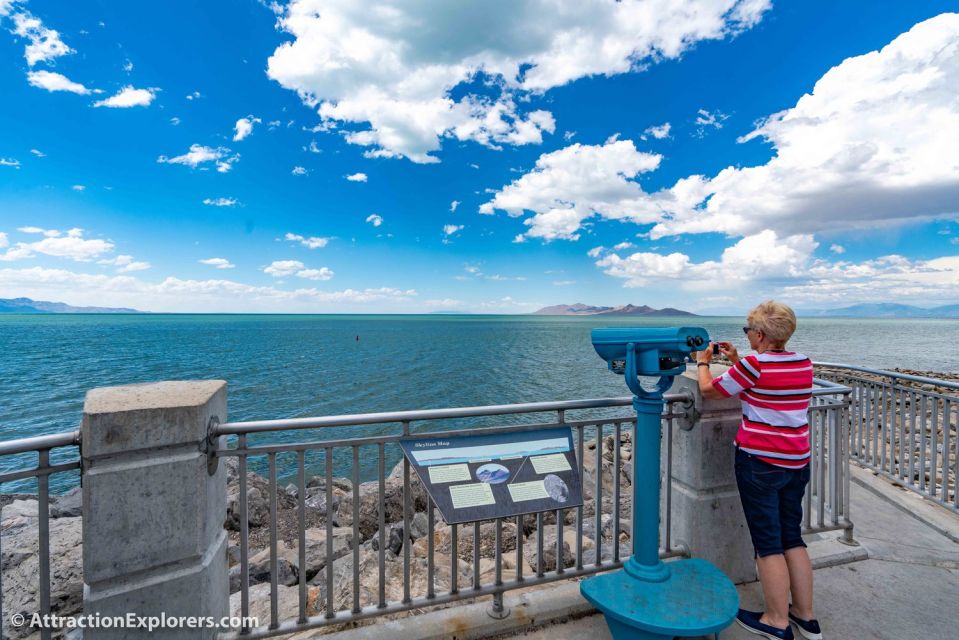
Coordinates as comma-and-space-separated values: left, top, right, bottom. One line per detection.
532, 303, 697, 317
800, 303, 959, 318
0, 297, 143, 314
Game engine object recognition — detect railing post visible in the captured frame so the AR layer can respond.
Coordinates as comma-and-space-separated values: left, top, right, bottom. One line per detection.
665, 366, 757, 583
81, 381, 229, 638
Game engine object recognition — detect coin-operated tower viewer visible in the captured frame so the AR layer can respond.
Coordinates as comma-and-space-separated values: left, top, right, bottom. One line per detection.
580, 327, 739, 640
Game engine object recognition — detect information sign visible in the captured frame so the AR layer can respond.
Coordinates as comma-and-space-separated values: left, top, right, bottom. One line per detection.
399, 426, 583, 524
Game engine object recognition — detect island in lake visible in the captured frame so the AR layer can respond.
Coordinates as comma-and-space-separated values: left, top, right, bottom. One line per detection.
531, 303, 697, 317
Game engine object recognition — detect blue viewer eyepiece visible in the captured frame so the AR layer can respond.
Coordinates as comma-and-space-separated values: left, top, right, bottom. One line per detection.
591, 326, 710, 396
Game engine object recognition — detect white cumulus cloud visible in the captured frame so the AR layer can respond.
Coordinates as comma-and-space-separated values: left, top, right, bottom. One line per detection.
291, 166, 308, 176
345, 172, 367, 182
0, 158, 20, 168
649, 14, 959, 240
9, 7, 73, 66
112, 256, 151, 273
26, 70, 90, 94
158, 144, 239, 173
366, 214, 383, 227
1, 227, 114, 262
199, 258, 235, 269
266, 0, 769, 163
693, 108, 729, 137
263, 259, 334, 280
93, 86, 157, 108
642, 122, 671, 140
285, 232, 331, 249
203, 197, 238, 207
0, 266, 416, 312
483, 14, 959, 250
233, 116, 261, 141
481, 139, 662, 241
296, 267, 334, 281
596, 230, 818, 288
263, 260, 304, 277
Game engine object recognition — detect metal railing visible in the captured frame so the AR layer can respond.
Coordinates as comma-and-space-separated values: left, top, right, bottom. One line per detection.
815, 363, 959, 513
212, 381, 852, 639
0, 430, 81, 640
0, 377, 854, 640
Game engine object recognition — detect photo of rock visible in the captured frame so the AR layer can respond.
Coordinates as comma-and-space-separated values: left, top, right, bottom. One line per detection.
544, 474, 569, 503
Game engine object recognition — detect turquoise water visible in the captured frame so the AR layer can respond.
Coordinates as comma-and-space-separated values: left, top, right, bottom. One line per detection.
2, 314, 957, 491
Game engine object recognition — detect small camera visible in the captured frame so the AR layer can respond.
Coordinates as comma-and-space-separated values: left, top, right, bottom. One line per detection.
712, 342, 724, 357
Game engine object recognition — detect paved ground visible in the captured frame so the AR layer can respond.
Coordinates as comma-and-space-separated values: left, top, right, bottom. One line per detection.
504, 476, 959, 640
315, 469, 959, 640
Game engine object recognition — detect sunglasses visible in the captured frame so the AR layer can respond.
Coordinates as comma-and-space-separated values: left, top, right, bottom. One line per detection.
742, 326, 754, 335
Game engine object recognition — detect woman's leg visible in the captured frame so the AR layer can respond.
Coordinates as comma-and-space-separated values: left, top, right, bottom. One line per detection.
756, 554, 791, 628
779, 464, 814, 620
785, 546, 814, 619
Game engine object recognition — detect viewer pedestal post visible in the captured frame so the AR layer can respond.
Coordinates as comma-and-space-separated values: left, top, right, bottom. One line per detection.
81, 381, 228, 639
667, 366, 757, 583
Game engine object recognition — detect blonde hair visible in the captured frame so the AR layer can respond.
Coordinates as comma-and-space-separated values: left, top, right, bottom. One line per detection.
747, 300, 797, 347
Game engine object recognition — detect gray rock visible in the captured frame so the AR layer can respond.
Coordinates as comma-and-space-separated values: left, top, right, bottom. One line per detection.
310, 544, 469, 611
227, 544, 241, 567
306, 475, 353, 493
225, 483, 270, 530
224, 455, 240, 484
1, 499, 38, 522
51, 487, 82, 518
284, 483, 298, 499
1, 516, 83, 639
523, 529, 574, 572
229, 546, 298, 593
371, 523, 409, 555
303, 486, 342, 516
436, 521, 522, 560
229, 582, 318, 624
334, 461, 429, 541
409, 511, 429, 539
294, 527, 354, 580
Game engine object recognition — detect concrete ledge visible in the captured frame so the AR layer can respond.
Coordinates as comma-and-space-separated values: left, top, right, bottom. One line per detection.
849, 465, 959, 543
807, 535, 868, 569
301, 581, 596, 640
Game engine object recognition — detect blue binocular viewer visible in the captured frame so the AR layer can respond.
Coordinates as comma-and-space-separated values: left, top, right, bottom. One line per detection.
591, 327, 710, 396
581, 324, 739, 640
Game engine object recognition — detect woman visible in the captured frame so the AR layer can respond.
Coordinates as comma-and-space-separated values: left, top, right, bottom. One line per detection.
696, 300, 822, 640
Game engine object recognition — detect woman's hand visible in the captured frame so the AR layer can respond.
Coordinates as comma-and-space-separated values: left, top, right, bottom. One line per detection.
695, 344, 714, 364
718, 341, 740, 363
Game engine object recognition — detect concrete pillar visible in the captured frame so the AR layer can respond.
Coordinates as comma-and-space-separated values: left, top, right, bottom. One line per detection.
81, 381, 228, 638
665, 366, 757, 584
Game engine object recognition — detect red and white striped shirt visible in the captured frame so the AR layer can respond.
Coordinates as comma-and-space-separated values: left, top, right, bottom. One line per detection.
712, 351, 813, 469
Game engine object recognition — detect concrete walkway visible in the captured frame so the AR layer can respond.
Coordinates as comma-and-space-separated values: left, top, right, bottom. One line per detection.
498, 469, 959, 640
324, 466, 959, 640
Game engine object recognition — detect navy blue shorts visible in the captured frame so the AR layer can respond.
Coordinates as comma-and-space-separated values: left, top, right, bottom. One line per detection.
735, 448, 810, 558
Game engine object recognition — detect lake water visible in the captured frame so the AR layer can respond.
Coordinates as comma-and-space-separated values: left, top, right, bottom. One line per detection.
2, 314, 957, 491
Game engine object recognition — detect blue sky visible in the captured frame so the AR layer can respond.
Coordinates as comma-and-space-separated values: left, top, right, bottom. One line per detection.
1, 0, 957, 313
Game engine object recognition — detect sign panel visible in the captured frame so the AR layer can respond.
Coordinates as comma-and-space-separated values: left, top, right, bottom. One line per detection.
400, 426, 583, 524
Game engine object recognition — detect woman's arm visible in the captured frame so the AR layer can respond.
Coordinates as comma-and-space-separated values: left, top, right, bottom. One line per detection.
695, 343, 725, 399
